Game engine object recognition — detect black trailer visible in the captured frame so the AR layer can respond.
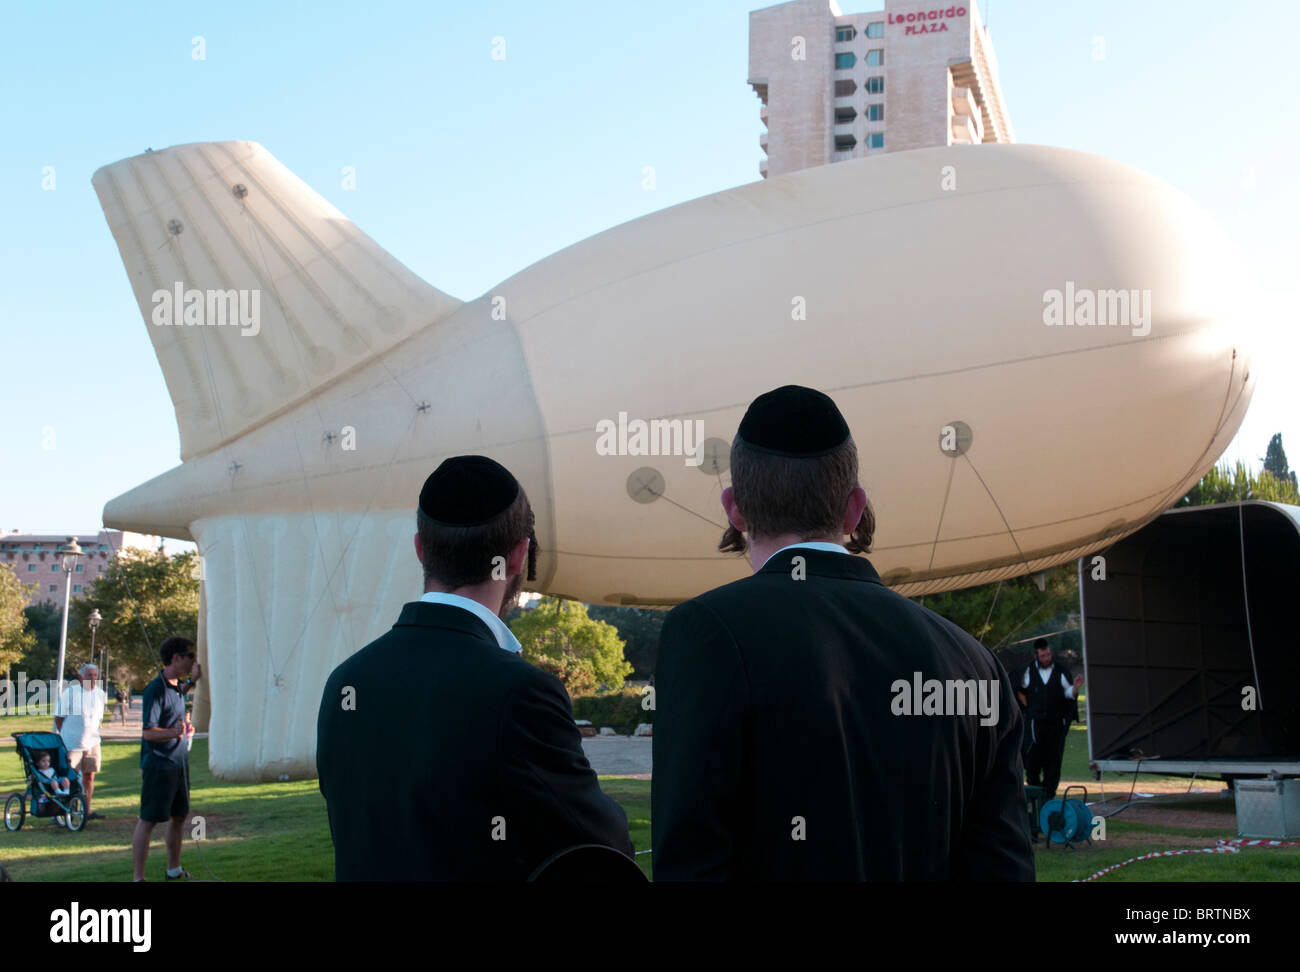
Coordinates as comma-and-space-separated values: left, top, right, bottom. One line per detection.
1079, 501, 1300, 779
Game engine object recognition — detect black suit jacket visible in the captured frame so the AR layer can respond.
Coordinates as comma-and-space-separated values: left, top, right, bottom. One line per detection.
316, 601, 632, 880
652, 548, 1034, 881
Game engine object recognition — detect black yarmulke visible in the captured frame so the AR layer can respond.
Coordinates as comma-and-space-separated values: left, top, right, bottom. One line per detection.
418, 456, 520, 526
736, 385, 850, 458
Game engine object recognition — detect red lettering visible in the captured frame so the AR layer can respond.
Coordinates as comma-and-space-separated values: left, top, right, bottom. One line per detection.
894, 5, 967, 34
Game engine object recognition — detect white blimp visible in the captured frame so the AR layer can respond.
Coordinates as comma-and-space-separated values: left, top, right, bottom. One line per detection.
95, 141, 1252, 780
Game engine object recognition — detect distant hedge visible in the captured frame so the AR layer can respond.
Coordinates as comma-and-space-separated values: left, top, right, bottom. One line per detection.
573, 685, 653, 733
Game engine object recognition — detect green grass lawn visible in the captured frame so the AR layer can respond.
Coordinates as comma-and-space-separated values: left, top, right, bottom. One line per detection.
1, 721, 1292, 882
1029, 724, 1300, 881
0, 738, 652, 882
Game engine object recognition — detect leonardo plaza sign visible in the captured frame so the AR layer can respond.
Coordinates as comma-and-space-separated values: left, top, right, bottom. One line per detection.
888, 5, 968, 35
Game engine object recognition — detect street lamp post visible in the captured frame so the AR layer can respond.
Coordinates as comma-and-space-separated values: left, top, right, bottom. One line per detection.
54, 537, 83, 710
89, 608, 102, 687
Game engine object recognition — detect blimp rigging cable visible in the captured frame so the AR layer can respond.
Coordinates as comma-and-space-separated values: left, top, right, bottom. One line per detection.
923, 458, 959, 582
1235, 435, 1263, 711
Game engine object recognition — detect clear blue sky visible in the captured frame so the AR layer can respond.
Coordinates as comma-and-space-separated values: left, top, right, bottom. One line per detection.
2, 0, 1296, 534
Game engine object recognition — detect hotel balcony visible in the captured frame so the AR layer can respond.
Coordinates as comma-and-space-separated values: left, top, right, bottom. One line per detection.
951, 113, 981, 145
952, 85, 979, 122
950, 85, 984, 144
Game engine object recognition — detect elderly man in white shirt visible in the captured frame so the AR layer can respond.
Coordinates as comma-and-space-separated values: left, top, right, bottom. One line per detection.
54, 663, 108, 820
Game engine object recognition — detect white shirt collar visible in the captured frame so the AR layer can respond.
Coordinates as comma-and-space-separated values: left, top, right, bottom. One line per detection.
419, 591, 522, 654
760, 541, 851, 569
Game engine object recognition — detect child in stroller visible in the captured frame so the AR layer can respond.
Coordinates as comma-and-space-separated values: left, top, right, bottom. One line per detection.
34, 751, 71, 807
3, 732, 87, 832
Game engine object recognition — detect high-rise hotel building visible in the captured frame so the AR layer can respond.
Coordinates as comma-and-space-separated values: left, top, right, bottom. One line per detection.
749, 0, 1013, 177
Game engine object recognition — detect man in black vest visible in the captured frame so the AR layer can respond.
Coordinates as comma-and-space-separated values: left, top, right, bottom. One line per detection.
1016, 638, 1082, 802
652, 385, 1034, 881
316, 456, 632, 880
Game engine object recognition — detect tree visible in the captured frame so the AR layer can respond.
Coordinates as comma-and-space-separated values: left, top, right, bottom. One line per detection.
913, 563, 1079, 651
1262, 433, 1298, 491
585, 604, 666, 678
509, 597, 634, 698
67, 549, 199, 690
0, 564, 37, 676
20, 601, 62, 679
1177, 460, 1300, 507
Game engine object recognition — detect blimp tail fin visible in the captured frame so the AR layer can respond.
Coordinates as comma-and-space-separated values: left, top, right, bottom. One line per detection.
93, 141, 462, 461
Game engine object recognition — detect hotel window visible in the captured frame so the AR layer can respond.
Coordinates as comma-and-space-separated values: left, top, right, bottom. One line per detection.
866, 22, 884, 38
51, 564, 58, 572
865, 50, 883, 66
865, 76, 884, 94
28, 565, 36, 571
49, 584, 57, 592
835, 107, 857, 124
834, 80, 857, 97
867, 104, 884, 121
834, 135, 857, 151
74, 585, 82, 593
870, 133, 884, 148
834, 52, 855, 69
835, 26, 855, 42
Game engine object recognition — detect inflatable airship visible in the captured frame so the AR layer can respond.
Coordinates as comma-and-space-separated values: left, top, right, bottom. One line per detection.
94, 141, 1253, 779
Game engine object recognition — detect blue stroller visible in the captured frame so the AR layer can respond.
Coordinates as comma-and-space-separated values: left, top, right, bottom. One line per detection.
4, 732, 87, 832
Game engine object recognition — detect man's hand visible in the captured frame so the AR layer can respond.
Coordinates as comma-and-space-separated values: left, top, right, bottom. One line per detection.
1073, 675, 1084, 689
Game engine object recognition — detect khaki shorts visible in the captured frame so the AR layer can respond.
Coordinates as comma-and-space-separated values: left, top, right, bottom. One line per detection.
68, 747, 101, 773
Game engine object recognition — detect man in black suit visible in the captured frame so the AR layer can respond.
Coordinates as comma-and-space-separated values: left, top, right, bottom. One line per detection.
1017, 637, 1083, 802
652, 385, 1034, 881
316, 456, 632, 880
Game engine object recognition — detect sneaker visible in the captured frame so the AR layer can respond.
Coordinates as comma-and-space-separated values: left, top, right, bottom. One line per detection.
86, 812, 104, 820
164, 868, 193, 880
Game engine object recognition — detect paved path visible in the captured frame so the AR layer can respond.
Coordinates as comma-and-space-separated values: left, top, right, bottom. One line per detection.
97, 703, 142, 741
581, 736, 653, 778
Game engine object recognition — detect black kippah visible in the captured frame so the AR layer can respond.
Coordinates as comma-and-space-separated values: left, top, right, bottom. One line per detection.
418, 456, 520, 526
736, 385, 850, 458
